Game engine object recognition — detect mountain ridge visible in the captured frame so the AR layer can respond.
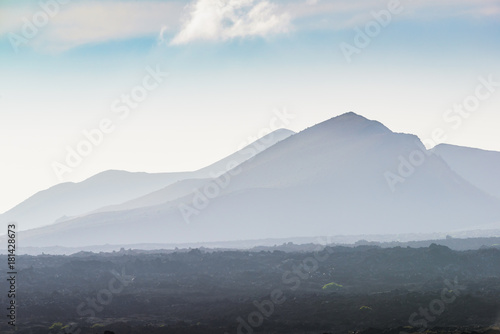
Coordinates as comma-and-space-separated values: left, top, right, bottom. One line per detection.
0, 128, 295, 231
14, 112, 500, 247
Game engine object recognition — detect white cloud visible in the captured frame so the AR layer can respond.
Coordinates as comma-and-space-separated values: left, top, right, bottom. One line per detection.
170, 0, 291, 45
2, 1, 184, 53
157, 25, 169, 45
1, 0, 498, 52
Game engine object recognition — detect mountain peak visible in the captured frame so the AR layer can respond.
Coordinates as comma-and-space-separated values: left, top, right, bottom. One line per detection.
259, 128, 295, 141
309, 112, 392, 138
338, 111, 363, 118
333, 111, 385, 125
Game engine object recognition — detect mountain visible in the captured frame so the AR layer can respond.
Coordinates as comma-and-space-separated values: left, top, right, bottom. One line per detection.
16, 113, 500, 247
432, 143, 500, 200
90, 178, 211, 214
0, 128, 294, 231
0, 170, 193, 232
195, 128, 295, 178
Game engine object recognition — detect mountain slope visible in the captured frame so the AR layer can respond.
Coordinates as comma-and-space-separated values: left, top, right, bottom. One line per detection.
17, 113, 500, 247
432, 143, 500, 200
79, 129, 295, 215
90, 178, 211, 214
1, 128, 294, 231
0, 170, 191, 231
195, 128, 295, 178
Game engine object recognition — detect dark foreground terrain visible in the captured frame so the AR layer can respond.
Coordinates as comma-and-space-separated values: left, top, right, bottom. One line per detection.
1, 244, 500, 334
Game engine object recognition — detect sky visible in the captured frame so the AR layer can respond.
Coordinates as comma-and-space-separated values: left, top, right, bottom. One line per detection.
0, 0, 499, 213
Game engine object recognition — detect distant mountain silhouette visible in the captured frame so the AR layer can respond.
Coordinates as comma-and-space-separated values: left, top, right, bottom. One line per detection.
11, 113, 500, 247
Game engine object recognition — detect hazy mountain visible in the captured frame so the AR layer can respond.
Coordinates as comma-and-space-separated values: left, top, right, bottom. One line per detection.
432, 143, 500, 200
0, 170, 192, 231
17, 113, 500, 247
195, 128, 295, 178
73, 129, 295, 215
90, 178, 211, 214
1, 128, 293, 231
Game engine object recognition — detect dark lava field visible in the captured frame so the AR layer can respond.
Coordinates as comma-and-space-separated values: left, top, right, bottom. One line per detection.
1, 243, 500, 334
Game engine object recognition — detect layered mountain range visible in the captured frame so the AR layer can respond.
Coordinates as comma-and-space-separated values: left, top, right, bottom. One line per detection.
3, 113, 499, 248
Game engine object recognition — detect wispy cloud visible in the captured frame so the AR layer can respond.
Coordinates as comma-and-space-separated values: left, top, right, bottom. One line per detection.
2, 1, 184, 53
284, 0, 500, 30
157, 25, 169, 45
305, 0, 319, 5
170, 0, 291, 45
1, 0, 498, 53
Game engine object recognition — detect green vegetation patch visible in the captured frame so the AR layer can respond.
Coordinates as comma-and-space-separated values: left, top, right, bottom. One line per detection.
322, 282, 343, 291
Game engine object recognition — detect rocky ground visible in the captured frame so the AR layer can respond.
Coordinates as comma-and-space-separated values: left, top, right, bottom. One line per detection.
1, 244, 499, 334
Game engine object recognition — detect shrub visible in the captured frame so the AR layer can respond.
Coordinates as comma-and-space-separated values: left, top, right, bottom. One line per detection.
49, 322, 64, 330
322, 282, 343, 291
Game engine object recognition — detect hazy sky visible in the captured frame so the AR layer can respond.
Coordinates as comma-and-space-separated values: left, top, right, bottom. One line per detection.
0, 0, 499, 213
